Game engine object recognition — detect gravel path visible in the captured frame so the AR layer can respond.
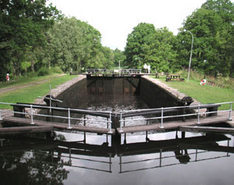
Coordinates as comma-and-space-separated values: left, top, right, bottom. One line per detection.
0, 74, 65, 95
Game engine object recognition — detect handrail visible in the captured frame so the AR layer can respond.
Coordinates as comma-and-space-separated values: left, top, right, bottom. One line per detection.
0, 101, 233, 134
86, 68, 142, 75
119, 101, 233, 131
0, 102, 113, 133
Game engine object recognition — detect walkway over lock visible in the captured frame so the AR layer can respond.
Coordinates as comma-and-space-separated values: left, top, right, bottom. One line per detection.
0, 101, 233, 137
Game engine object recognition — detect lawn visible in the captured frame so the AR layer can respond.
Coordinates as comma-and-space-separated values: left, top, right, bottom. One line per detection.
0, 74, 78, 109
157, 77, 234, 110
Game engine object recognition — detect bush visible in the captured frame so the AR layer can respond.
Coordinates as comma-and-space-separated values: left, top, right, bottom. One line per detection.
37, 67, 51, 76
51, 67, 63, 74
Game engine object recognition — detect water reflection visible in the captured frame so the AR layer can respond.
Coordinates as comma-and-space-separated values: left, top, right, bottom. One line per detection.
0, 133, 233, 183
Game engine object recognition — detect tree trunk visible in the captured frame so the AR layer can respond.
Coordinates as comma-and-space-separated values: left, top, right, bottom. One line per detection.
31, 60, 35, 73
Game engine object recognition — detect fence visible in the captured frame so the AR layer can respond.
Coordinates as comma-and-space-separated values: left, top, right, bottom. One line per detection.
0, 101, 233, 135
118, 102, 233, 132
86, 69, 142, 75
0, 102, 113, 133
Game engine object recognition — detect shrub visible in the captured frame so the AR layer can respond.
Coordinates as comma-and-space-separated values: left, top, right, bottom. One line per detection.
51, 67, 63, 74
37, 67, 51, 76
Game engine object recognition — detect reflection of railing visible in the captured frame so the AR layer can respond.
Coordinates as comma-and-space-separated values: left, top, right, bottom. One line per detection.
119, 149, 230, 173
119, 102, 233, 132
0, 134, 233, 174
0, 102, 113, 134
55, 149, 112, 173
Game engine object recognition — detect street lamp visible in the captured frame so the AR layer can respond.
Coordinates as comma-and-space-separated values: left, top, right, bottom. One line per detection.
184, 30, 194, 81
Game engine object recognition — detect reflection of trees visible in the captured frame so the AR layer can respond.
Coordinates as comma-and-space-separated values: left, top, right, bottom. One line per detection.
0, 150, 68, 185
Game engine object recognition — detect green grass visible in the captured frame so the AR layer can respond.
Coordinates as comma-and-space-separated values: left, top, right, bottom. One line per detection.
0, 74, 78, 109
157, 76, 234, 110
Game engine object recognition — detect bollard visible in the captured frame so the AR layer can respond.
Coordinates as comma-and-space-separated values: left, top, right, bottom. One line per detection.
30, 105, 34, 124
159, 107, 164, 128
228, 103, 232, 121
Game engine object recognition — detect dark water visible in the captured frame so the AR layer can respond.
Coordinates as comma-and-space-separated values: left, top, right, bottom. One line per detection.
1, 77, 234, 184
0, 132, 234, 185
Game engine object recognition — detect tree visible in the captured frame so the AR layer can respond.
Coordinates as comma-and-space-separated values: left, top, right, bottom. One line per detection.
144, 27, 177, 72
0, 0, 61, 80
113, 48, 126, 68
124, 23, 176, 72
175, 0, 234, 77
124, 23, 156, 68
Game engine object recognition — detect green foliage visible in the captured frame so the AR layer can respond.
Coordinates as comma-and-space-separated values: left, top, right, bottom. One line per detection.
0, 0, 61, 81
174, 0, 234, 77
113, 48, 126, 67
124, 23, 156, 69
124, 23, 177, 72
0, 1, 117, 82
37, 67, 51, 76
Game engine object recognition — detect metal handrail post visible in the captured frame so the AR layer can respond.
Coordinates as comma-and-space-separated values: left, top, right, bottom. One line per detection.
197, 104, 200, 124
119, 111, 123, 133
160, 107, 164, 128
67, 108, 72, 129
30, 105, 34, 124
108, 112, 112, 134
228, 102, 232, 121
84, 114, 86, 143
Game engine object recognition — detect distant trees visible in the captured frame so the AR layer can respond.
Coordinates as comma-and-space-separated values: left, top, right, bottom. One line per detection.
0, 0, 61, 80
124, 23, 176, 72
175, 0, 234, 77
0, 1, 124, 81
124, 0, 234, 77
2, 0, 234, 81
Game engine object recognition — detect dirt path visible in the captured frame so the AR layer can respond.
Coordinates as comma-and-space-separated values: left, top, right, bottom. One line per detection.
0, 74, 65, 95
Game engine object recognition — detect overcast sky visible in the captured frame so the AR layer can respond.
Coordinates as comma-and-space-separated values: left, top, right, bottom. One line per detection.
48, 0, 214, 50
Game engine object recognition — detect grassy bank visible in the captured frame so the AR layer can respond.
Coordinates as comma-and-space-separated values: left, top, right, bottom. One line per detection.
157, 76, 234, 110
0, 74, 78, 109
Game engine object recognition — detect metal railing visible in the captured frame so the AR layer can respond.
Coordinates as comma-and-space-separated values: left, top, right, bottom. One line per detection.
86, 69, 142, 75
121, 69, 142, 74
118, 102, 233, 132
0, 102, 113, 133
0, 101, 233, 134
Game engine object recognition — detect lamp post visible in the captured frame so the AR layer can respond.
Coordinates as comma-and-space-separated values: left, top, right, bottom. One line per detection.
185, 30, 194, 81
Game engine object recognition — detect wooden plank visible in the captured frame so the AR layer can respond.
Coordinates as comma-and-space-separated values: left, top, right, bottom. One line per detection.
117, 114, 229, 134
0, 125, 53, 135
179, 125, 234, 134
3, 116, 115, 135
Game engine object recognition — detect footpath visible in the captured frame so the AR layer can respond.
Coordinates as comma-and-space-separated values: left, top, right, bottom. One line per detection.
0, 74, 65, 95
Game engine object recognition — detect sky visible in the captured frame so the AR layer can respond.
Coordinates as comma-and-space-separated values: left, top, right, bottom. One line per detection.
48, 0, 209, 50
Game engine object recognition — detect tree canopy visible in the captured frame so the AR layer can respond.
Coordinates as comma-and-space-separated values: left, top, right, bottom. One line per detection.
124, 0, 234, 77
1, 0, 234, 81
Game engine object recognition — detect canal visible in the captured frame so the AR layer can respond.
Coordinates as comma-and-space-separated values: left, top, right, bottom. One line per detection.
0, 77, 234, 184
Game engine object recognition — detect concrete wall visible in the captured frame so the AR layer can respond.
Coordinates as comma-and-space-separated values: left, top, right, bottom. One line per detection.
57, 76, 87, 109
140, 77, 178, 108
